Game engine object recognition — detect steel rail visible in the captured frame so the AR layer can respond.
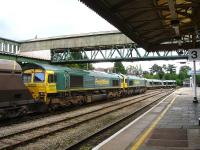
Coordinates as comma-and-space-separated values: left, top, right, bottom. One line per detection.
0, 90, 171, 149
65, 91, 174, 149
0, 90, 160, 139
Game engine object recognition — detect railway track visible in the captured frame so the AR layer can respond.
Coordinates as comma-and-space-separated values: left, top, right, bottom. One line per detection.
0, 89, 159, 127
65, 89, 174, 149
0, 89, 173, 149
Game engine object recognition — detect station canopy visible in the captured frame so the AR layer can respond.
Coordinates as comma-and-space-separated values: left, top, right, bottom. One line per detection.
80, 0, 200, 52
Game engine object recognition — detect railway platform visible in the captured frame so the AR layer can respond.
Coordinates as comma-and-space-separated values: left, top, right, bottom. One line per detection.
93, 87, 200, 150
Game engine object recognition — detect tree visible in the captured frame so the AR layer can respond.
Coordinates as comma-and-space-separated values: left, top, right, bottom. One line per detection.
143, 71, 149, 74
179, 66, 191, 74
196, 75, 200, 86
143, 64, 192, 86
114, 62, 126, 74
166, 64, 176, 74
162, 64, 167, 73
178, 65, 191, 85
149, 64, 162, 74
66, 51, 93, 70
126, 65, 142, 76
143, 71, 154, 79
149, 64, 164, 79
179, 66, 191, 80
163, 73, 171, 80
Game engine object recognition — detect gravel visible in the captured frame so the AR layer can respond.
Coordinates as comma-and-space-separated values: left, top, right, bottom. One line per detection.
0, 91, 161, 138
15, 91, 169, 150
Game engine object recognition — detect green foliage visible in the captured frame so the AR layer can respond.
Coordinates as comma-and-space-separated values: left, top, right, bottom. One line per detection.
114, 62, 126, 74
196, 75, 200, 86
150, 64, 162, 74
166, 64, 176, 74
179, 65, 191, 73
176, 78, 182, 86
145, 64, 192, 86
149, 64, 164, 79
143, 71, 154, 79
66, 51, 93, 70
178, 66, 191, 84
163, 73, 171, 80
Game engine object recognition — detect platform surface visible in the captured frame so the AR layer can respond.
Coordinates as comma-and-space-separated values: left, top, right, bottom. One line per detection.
93, 88, 200, 150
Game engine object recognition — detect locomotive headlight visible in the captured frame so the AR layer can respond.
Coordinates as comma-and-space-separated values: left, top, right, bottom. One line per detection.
39, 92, 45, 96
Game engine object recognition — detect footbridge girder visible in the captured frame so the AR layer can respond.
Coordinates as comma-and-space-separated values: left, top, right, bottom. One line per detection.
51, 44, 188, 64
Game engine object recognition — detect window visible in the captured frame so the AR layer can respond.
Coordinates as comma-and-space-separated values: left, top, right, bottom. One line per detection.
112, 80, 119, 86
34, 72, 45, 82
48, 74, 56, 83
129, 80, 133, 86
22, 73, 32, 83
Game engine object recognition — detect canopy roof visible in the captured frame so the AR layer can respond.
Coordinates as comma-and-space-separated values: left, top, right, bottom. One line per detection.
80, 0, 200, 51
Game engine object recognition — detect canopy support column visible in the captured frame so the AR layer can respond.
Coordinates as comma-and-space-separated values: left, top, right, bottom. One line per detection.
193, 60, 198, 103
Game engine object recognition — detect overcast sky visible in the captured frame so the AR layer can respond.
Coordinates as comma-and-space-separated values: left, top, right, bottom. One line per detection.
0, 0, 195, 71
0, 0, 115, 40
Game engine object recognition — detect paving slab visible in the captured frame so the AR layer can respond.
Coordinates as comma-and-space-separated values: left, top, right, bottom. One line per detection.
92, 88, 200, 150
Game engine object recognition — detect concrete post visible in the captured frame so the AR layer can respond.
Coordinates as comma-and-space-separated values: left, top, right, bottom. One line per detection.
193, 61, 198, 103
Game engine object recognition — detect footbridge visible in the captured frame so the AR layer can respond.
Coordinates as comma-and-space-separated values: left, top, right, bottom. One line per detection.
0, 37, 49, 64
50, 44, 188, 64
19, 30, 188, 63
20, 31, 133, 52
0, 37, 20, 54
0, 30, 189, 63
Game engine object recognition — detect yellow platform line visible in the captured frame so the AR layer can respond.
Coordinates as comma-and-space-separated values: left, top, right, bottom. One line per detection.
131, 95, 177, 150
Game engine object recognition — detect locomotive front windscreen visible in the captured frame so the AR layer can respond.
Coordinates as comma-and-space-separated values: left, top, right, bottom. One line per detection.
34, 72, 45, 82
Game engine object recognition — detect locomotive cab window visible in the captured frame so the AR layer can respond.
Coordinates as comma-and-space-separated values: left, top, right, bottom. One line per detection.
22, 73, 32, 83
34, 72, 45, 82
48, 74, 56, 83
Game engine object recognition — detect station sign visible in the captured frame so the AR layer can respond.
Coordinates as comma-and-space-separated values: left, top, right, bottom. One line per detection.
188, 49, 200, 61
